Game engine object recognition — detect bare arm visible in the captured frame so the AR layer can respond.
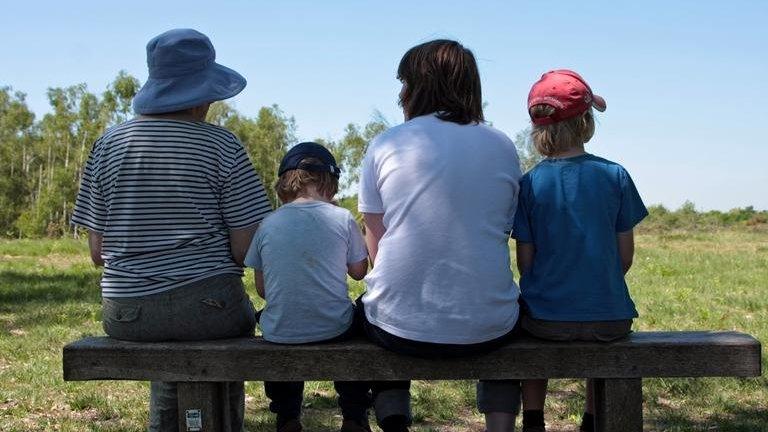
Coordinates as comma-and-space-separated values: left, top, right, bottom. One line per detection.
87, 230, 104, 267
617, 229, 635, 274
515, 241, 535, 277
229, 224, 259, 266
362, 213, 386, 266
347, 258, 368, 281
254, 270, 265, 299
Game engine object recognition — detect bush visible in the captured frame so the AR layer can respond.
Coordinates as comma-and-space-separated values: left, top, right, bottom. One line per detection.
640, 202, 768, 232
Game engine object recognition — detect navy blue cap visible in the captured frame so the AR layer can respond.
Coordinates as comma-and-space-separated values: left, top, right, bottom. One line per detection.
278, 142, 341, 178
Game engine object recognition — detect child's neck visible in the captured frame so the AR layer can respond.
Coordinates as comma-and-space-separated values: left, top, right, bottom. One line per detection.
291, 186, 332, 204
549, 145, 586, 159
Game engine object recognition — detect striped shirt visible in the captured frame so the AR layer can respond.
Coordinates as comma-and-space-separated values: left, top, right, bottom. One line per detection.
71, 119, 272, 298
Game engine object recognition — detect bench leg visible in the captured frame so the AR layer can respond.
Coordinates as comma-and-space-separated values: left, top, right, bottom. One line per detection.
177, 382, 229, 432
593, 378, 642, 432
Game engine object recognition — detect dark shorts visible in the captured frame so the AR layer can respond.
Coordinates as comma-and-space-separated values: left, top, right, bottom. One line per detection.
520, 314, 633, 342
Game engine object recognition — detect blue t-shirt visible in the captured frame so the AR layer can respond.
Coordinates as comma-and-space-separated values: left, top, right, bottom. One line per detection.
513, 153, 648, 321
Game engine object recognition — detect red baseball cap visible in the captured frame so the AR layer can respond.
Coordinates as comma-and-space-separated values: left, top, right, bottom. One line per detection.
527, 69, 606, 126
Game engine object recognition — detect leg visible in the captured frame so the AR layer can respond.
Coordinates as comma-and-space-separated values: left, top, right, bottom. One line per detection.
370, 381, 411, 431
335, 381, 372, 423
592, 378, 642, 432
477, 380, 521, 432
150, 381, 179, 432
522, 379, 547, 411
521, 379, 547, 431
227, 382, 246, 432
264, 381, 305, 424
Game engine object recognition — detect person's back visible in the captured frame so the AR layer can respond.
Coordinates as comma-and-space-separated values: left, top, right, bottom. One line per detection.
252, 200, 362, 343
360, 113, 521, 343
77, 118, 270, 297
357, 39, 523, 432
70, 29, 270, 432
516, 153, 643, 320
244, 142, 371, 432
492, 69, 648, 432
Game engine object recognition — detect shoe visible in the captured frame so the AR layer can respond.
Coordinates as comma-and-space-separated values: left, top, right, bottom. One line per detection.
340, 418, 373, 432
277, 417, 303, 432
379, 414, 409, 432
522, 427, 546, 432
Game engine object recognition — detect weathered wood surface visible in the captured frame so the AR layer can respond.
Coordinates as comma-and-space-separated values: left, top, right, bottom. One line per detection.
176, 382, 224, 432
594, 378, 643, 432
63, 331, 761, 382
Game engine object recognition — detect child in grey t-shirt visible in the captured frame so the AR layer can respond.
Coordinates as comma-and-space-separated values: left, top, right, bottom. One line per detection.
244, 142, 370, 432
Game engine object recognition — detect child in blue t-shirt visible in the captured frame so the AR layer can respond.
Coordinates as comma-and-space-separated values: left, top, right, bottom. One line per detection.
491, 70, 647, 432
244, 142, 371, 432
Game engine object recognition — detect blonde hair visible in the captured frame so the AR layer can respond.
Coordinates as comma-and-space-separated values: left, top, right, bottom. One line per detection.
275, 157, 339, 204
529, 105, 595, 157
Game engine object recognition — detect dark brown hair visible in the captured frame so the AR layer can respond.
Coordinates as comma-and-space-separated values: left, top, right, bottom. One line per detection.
275, 157, 339, 203
397, 39, 483, 124
529, 105, 595, 156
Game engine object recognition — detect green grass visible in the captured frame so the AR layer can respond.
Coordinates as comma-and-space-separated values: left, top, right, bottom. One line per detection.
0, 230, 766, 431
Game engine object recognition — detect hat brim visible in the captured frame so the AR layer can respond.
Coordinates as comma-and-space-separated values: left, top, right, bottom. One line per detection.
592, 94, 607, 112
133, 62, 247, 115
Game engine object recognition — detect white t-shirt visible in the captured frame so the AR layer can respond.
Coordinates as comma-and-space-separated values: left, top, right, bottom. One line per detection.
358, 113, 522, 344
244, 201, 368, 344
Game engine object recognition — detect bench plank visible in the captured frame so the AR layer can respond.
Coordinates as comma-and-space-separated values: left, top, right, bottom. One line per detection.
63, 331, 761, 382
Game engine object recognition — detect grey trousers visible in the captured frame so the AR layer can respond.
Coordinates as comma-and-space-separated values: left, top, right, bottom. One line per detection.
102, 274, 257, 432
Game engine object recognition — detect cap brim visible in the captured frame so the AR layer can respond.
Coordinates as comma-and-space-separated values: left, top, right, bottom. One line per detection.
133, 63, 247, 115
592, 94, 607, 112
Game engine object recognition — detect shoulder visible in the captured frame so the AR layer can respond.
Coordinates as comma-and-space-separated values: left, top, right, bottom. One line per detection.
476, 122, 515, 144
369, 117, 426, 149
318, 202, 355, 222
197, 122, 240, 143
584, 154, 626, 171
582, 154, 636, 184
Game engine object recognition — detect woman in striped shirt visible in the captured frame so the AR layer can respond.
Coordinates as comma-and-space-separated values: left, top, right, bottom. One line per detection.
71, 29, 271, 432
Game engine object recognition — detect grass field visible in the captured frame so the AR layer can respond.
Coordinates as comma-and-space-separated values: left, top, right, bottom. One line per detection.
0, 229, 766, 431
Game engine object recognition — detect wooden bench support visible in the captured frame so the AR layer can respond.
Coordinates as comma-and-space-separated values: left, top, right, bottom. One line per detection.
177, 382, 227, 432
594, 378, 642, 432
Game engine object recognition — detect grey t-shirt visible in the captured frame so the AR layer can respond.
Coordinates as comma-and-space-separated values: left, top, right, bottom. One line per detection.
244, 200, 368, 343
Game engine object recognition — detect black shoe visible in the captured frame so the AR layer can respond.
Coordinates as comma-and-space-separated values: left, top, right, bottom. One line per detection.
579, 412, 595, 432
276, 416, 302, 432
340, 418, 373, 432
379, 414, 409, 432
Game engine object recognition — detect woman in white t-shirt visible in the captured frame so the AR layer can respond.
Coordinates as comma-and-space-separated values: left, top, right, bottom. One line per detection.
357, 39, 523, 432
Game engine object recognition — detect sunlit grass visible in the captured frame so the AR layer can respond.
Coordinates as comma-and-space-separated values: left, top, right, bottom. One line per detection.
0, 230, 765, 431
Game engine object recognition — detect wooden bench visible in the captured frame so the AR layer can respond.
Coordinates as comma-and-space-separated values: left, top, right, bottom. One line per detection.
63, 331, 761, 432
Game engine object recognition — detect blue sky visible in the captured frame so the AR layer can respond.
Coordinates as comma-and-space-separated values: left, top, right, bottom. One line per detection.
2, 0, 767, 210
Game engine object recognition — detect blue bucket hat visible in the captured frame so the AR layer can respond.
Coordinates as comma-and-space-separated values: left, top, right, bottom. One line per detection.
132, 29, 246, 115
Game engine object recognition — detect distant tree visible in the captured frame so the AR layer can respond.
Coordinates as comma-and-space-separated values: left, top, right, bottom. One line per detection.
100, 71, 141, 126
329, 110, 389, 195
0, 88, 36, 235
513, 126, 543, 172
214, 104, 297, 206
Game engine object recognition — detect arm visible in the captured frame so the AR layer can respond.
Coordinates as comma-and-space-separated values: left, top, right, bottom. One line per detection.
229, 224, 259, 266
362, 212, 386, 266
347, 258, 368, 281
515, 240, 535, 277
617, 229, 635, 274
254, 270, 265, 299
87, 230, 104, 267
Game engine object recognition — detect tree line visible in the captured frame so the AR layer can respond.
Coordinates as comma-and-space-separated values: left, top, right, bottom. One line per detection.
0, 72, 392, 238
1, 72, 762, 239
